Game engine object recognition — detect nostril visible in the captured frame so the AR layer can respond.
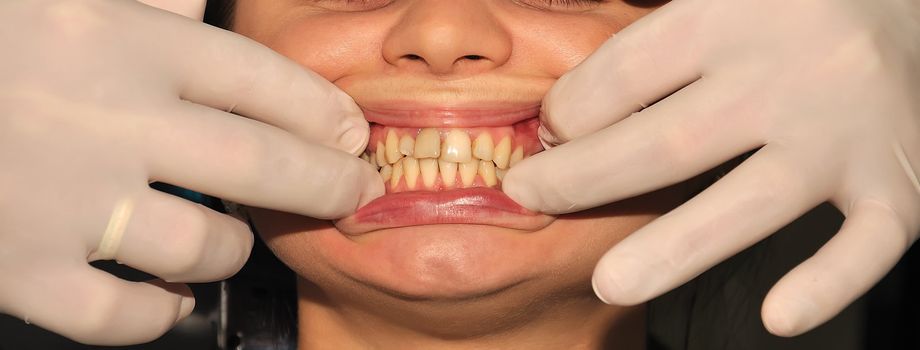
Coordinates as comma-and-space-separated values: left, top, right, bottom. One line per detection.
404, 54, 424, 61
462, 55, 485, 61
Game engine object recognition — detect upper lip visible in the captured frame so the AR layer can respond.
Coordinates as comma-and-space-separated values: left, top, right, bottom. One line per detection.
361, 103, 541, 128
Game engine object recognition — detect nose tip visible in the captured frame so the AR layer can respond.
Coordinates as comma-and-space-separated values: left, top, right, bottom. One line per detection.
382, 2, 511, 76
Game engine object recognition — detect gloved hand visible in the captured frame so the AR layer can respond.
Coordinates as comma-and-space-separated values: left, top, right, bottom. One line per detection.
0, 0, 382, 345
503, 0, 920, 337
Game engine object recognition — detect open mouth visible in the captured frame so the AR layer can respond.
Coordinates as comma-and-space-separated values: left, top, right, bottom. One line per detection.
334, 104, 557, 235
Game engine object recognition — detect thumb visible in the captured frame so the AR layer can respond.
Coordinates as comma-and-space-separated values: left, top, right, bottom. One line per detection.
137, 0, 207, 20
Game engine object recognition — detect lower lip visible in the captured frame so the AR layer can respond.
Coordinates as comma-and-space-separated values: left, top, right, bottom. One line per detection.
335, 188, 555, 235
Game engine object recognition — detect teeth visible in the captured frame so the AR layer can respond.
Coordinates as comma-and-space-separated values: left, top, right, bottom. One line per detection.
510, 146, 524, 168
414, 128, 441, 159
379, 164, 392, 182
375, 142, 387, 166
478, 160, 497, 187
459, 158, 479, 188
495, 168, 507, 181
368, 152, 378, 168
441, 130, 472, 163
419, 159, 438, 189
385, 130, 403, 164
403, 156, 420, 190
493, 136, 512, 169
390, 159, 403, 188
472, 133, 494, 161
361, 153, 370, 162
399, 135, 415, 157
439, 160, 458, 189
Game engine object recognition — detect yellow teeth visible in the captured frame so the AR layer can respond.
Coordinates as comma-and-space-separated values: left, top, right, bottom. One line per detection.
420, 158, 439, 189
441, 130, 472, 163
510, 146, 524, 168
390, 159, 404, 188
472, 133, 494, 161
438, 160, 458, 189
375, 142, 387, 166
368, 128, 531, 190
414, 128, 441, 158
459, 158, 479, 188
493, 136, 512, 169
403, 156, 420, 189
379, 164, 392, 182
478, 160, 497, 187
398, 135, 415, 157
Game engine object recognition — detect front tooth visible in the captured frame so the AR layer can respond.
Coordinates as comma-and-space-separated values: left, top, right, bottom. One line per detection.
509, 146, 524, 168
414, 128, 441, 158
441, 130, 472, 163
375, 142, 387, 166
478, 160, 497, 187
472, 133, 494, 161
439, 160, 458, 189
493, 136, 512, 169
403, 156, 420, 190
390, 159, 403, 189
496, 168, 507, 181
385, 130, 403, 164
399, 135, 415, 156
459, 158, 479, 187
419, 159, 438, 189
379, 164, 392, 182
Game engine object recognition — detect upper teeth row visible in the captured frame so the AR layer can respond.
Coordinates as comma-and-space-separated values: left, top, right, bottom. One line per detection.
361, 129, 524, 190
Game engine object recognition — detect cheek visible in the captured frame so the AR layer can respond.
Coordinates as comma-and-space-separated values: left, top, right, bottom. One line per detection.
264, 15, 390, 81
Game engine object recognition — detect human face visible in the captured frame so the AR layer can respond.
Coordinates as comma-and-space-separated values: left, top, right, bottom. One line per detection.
234, 0, 675, 324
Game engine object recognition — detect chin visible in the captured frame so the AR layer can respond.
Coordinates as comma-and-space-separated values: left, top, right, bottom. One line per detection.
252, 199, 662, 303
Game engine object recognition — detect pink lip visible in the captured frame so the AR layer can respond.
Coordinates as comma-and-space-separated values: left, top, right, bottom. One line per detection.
362, 102, 541, 128
335, 188, 556, 235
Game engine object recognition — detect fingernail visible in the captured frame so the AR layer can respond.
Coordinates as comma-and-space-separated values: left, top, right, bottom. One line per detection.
175, 295, 196, 325
592, 275, 614, 304
338, 120, 370, 156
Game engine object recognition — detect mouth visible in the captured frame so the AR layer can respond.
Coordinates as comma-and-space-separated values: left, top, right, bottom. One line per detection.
334, 103, 556, 235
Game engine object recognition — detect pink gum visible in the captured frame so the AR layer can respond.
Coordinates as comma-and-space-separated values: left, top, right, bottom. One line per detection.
365, 117, 544, 157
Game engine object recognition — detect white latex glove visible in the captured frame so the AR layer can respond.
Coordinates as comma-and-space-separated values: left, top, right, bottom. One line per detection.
503, 0, 920, 337
0, 0, 382, 345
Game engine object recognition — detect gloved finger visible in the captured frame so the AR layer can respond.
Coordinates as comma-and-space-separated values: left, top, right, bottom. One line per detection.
591, 145, 831, 305
539, 0, 704, 145
10, 267, 193, 346
137, 0, 206, 20
146, 102, 384, 219
155, 12, 369, 155
504, 77, 762, 214
761, 199, 911, 337
88, 189, 253, 283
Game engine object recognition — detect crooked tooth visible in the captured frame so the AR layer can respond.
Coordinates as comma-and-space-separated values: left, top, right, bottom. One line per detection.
441, 130, 472, 163
479, 160, 497, 187
414, 128, 441, 158
472, 133, 494, 161
379, 164, 392, 182
390, 159, 403, 188
493, 136, 512, 169
419, 159, 438, 189
403, 156, 420, 190
459, 158, 479, 188
509, 146, 524, 168
399, 135, 415, 157
439, 160, 458, 189
385, 130, 402, 164
375, 142, 387, 166
496, 168, 507, 181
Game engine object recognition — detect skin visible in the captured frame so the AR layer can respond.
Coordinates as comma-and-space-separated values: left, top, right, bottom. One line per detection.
232, 1, 678, 348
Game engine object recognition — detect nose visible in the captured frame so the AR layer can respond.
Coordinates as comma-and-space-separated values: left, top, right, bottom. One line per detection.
382, 1, 512, 76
